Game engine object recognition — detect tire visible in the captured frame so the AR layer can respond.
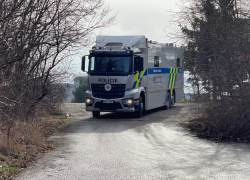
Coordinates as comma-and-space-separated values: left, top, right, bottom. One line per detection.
169, 94, 172, 109
168, 91, 172, 109
163, 102, 169, 110
135, 97, 143, 118
163, 92, 171, 110
171, 93, 175, 108
92, 111, 100, 118
173, 92, 176, 104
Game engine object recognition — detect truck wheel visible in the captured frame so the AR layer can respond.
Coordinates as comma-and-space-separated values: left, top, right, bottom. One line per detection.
171, 96, 174, 107
163, 92, 170, 110
135, 97, 143, 118
163, 102, 169, 110
169, 93, 172, 109
92, 111, 100, 118
173, 92, 176, 104
171, 92, 175, 107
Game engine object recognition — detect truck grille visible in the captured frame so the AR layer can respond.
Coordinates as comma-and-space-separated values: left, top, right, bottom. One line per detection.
91, 84, 126, 99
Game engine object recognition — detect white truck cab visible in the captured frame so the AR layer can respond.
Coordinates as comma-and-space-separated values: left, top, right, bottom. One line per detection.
81, 35, 184, 118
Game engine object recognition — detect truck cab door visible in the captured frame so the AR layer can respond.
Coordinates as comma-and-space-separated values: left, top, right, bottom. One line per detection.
134, 56, 144, 73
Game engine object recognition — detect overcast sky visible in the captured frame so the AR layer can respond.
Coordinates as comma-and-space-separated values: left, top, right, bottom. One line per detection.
71, 0, 181, 76
102, 0, 180, 42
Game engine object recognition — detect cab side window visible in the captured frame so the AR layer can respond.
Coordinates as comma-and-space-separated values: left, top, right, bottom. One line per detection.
154, 56, 159, 67
177, 58, 180, 67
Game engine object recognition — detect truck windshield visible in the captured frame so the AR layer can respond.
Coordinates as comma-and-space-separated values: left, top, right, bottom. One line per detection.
88, 55, 132, 75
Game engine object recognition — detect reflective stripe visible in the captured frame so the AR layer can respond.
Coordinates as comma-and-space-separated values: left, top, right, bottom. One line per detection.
166, 68, 179, 104
133, 69, 147, 89
140, 70, 144, 78
171, 68, 177, 96
136, 78, 140, 88
168, 68, 173, 89
135, 73, 139, 81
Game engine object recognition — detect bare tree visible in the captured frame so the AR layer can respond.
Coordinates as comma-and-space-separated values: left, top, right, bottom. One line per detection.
0, 0, 115, 148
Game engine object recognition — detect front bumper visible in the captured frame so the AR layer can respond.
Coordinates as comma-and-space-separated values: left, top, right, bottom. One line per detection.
85, 89, 140, 112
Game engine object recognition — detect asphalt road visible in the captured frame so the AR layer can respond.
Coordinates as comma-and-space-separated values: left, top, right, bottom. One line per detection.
15, 103, 250, 180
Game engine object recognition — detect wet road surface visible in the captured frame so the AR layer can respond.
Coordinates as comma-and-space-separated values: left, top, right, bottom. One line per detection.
15, 103, 250, 180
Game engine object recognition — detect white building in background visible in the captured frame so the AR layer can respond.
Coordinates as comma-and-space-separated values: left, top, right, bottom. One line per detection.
63, 76, 87, 103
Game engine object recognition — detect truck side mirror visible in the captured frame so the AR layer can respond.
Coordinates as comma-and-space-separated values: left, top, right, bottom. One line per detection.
81, 56, 89, 72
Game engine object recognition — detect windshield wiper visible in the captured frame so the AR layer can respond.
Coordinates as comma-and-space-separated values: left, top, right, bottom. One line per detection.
89, 71, 129, 76
110, 71, 128, 76
89, 71, 110, 75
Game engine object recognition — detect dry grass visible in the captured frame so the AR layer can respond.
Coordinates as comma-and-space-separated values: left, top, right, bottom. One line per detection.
0, 113, 69, 179
184, 98, 250, 143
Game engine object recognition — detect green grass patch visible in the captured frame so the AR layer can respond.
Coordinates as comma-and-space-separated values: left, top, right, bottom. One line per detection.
0, 163, 17, 179
51, 114, 67, 119
52, 115, 73, 130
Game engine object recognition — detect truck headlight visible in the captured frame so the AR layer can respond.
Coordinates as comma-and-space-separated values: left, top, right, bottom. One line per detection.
86, 98, 94, 106
122, 98, 134, 107
127, 99, 133, 104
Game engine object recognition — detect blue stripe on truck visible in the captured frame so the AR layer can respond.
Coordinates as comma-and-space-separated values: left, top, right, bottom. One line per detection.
148, 68, 183, 74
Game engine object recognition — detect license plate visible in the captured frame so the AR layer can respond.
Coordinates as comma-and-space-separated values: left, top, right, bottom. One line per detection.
102, 100, 114, 103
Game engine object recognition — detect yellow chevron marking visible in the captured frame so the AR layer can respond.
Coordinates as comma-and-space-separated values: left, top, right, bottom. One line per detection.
136, 79, 140, 88
141, 69, 146, 78
135, 73, 139, 81
134, 69, 146, 88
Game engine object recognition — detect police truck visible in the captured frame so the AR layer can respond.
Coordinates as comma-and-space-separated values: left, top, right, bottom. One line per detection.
81, 35, 184, 118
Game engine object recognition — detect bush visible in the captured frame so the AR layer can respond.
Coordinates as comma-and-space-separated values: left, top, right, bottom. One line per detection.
0, 112, 68, 179
72, 83, 87, 103
185, 97, 250, 142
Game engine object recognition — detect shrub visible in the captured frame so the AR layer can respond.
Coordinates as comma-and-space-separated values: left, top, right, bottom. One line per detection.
186, 97, 250, 142
72, 83, 87, 103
